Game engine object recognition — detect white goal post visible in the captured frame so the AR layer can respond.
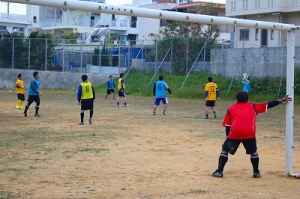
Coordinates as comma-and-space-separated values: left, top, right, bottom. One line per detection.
6, 0, 300, 177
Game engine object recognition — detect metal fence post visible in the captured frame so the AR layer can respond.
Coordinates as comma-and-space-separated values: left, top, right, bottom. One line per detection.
186, 37, 189, 75
12, 38, 14, 69
203, 39, 207, 72
155, 39, 158, 71
80, 41, 83, 72
221, 39, 224, 76
28, 38, 30, 70
170, 39, 173, 75
62, 39, 65, 71
45, 38, 48, 71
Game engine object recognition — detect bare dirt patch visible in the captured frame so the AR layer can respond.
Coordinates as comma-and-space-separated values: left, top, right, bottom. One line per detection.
1, 89, 300, 199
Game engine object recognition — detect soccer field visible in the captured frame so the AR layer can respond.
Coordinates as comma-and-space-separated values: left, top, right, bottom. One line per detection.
1, 89, 300, 198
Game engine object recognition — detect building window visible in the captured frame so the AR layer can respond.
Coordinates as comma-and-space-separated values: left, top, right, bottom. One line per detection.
112, 14, 115, 21
255, 0, 260, 9
240, 29, 249, 41
270, 30, 274, 40
231, 1, 236, 11
33, 16, 37, 23
243, 0, 248, 10
131, 16, 137, 28
0, 26, 7, 36
13, 27, 24, 35
255, 28, 259, 40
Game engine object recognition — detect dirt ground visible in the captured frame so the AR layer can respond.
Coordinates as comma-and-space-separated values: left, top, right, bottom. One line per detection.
1, 89, 300, 199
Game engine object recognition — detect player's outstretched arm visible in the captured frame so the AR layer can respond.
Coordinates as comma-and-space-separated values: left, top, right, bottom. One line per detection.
268, 95, 292, 109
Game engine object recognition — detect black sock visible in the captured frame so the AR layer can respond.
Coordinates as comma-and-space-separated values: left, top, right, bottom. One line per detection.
35, 106, 39, 114
24, 105, 29, 114
90, 110, 93, 119
80, 112, 84, 123
217, 153, 228, 172
251, 154, 259, 172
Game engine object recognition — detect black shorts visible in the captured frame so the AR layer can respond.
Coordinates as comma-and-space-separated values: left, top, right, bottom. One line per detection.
222, 137, 257, 155
205, 100, 215, 107
17, 94, 25, 101
106, 88, 115, 95
118, 88, 126, 97
27, 95, 40, 105
81, 99, 94, 110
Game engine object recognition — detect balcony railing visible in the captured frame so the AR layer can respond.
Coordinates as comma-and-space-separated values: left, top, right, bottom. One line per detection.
0, 13, 27, 23
110, 20, 136, 29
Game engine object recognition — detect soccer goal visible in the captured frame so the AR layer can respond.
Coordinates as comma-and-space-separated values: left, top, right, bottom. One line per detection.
6, 0, 300, 177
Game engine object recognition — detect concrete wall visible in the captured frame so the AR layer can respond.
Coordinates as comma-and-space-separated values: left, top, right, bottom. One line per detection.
0, 69, 109, 89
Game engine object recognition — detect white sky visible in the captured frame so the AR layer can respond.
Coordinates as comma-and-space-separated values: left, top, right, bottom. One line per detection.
0, 0, 226, 15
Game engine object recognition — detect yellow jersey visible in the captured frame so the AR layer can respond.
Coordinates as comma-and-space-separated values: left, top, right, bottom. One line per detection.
15, 79, 24, 94
117, 78, 125, 89
205, 82, 218, 100
81, 82, 94, 99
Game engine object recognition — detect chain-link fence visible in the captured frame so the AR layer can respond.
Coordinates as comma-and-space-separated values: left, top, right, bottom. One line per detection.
1, 37, 299, 77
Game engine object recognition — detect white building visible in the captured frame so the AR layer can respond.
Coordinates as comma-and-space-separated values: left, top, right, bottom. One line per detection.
226, 0, 300, 48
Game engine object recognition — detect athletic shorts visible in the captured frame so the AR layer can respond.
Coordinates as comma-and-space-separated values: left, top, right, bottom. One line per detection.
118, 88, 126, 97
205, 100, 215, 107
154, 97, 168, 106
27, 95, 40, 105
81, 99, 94, 110
222, 137, 257, 155
106, 88, 115, 95
17, 93, 25, 101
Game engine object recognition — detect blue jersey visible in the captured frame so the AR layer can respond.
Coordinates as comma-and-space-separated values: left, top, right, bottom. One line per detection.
107, 79, 115, 89
28, 78, 40, 95
154, 80, 169, 98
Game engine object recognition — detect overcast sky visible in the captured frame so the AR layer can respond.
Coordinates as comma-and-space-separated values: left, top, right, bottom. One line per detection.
0, 0, 226, 15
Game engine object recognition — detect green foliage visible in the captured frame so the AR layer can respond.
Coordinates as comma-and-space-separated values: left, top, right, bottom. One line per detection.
26, 32, 55, 70
60, 33, 77, 44
95, 69, 300, 104
0, 33, 25, 68
92, 42, 109, 66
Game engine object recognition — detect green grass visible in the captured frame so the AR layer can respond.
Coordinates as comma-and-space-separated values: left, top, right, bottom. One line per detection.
95, 69, 300, 103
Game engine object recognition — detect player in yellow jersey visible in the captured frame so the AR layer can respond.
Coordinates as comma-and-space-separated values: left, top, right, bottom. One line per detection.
77, 74, 95, 125
204, 76, 220, 119
15, 73, 25, 109
116, 72, 128, 107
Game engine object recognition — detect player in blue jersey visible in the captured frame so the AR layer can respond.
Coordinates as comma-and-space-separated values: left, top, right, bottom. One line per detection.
152, 75, 172, 115
105, 75, 116, 100
24, 71, 42, 117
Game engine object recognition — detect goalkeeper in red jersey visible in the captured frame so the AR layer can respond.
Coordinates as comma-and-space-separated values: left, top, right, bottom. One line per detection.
212, 91, 292, 178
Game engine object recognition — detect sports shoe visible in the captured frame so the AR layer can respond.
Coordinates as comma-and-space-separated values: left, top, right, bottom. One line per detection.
214, 113, 217, 118
203, 116, 208, 119
16, 105, 20, 109
163, 110, 166, 115
116, 104, 120, 107
212, 170, 223, 178
253, 171, 260, 178
124, 104, 129, 107
35, 113, 40, 117
18, 107, 23, 110
88, 118, 92, 124
24, 112, 27, 117
153, 112, 156, 116
78, 122, 84, 125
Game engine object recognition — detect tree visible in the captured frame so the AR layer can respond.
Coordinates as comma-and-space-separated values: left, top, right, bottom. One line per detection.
148, 2, 223, 75
26, 32, 55, 70
0, 33, 25, 69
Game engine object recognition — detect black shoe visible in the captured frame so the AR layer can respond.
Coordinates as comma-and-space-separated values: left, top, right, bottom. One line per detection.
24, 112, 27, 117
253, 171, 260, 178
35, 113, 40, 117
153, 112, 156, 116
214, 113, 217, 118
163, 110, 166, 115
212, 170, 223, 178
